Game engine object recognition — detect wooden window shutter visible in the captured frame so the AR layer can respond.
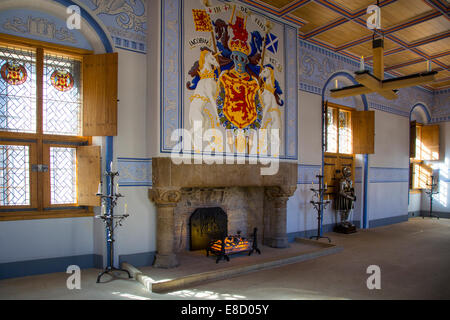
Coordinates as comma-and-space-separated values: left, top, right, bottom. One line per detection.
421, 125, 440, 161
77, 146, 101, 206
83, 53, 118, 136
410, 121, 416, 158
352, 111, 375, 154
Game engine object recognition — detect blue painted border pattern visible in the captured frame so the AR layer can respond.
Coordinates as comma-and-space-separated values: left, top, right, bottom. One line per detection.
285, 25, 299, 160
117, 158, 152, 187
160, 0, 182, 153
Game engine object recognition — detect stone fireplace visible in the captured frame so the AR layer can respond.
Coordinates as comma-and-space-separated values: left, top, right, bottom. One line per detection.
189, 206, 227, 251
149, 158, 298, 268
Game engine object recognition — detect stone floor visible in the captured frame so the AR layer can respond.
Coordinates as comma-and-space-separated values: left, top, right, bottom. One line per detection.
134, 239, 341, 293
0, 217, 449, 300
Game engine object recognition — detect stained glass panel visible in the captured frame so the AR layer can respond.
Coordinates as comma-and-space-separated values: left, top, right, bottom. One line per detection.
0, 46, 36, 133
0, 145, 30, 206
44, 54, 81, 136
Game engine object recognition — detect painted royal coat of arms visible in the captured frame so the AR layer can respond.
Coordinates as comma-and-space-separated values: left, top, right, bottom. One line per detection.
186, 1, 285, 153
217, 69, 262, 130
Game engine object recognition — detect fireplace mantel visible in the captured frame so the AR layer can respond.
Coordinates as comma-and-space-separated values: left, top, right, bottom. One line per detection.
149, 157, 298, 268
151, 157, 298, 189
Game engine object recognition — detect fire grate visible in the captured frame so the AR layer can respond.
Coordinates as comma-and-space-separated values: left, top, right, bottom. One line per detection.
206, 228, 261, 263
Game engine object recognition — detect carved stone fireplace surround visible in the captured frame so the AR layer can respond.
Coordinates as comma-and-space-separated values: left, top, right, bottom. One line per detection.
149, 158, 298, 268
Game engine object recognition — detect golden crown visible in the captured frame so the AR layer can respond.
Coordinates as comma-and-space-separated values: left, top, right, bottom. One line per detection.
229, 39, 250, 56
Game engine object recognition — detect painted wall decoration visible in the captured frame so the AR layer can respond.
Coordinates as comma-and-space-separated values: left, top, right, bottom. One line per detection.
79, 0, 147, 53
298, 40, 435, 118
117, 158, 152, 187
0, 9, 92, 50
431, 89, 450, 123
161, 0, 298, 160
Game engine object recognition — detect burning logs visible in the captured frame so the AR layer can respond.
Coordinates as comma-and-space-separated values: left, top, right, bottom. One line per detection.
206, 228, 261, 263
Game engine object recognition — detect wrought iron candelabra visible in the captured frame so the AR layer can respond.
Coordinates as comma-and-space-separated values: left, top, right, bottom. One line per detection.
424, 176, 440, 220
95, 169, 132, 283
310, 174, 332, 243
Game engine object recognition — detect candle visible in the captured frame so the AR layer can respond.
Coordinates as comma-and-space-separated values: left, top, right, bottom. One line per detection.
325, 183, 328, 190
335, 79, 338, 89
101, 203, 106, 215
110, 160, 117, 173
360, 56, 365, 71
124, 203, 128, 215
97, 182, 102, 195
116, 183, 120, 195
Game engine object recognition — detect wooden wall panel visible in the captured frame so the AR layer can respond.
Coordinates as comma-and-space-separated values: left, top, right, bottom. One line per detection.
83, 53, 118, 137
77, 146, 101, 206
421, 125, 440, 161
352, 111, 375, 154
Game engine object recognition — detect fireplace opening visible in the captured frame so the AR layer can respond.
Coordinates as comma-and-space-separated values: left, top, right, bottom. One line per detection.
189, 207, 227, 251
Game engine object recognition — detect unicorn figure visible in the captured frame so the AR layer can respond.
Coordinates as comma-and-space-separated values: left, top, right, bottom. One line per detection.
259, 65, 284, 156
259, 64, 283, 132
187, 49, 221, 133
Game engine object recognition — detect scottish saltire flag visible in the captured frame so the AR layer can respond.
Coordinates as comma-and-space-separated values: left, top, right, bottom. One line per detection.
265, 33, 279, 54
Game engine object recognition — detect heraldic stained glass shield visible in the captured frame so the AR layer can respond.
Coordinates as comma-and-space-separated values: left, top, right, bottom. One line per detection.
43, 54, 81, 136
0, 46, 36, 133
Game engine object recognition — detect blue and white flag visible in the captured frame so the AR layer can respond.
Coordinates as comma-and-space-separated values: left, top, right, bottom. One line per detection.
265, 33, 279, 54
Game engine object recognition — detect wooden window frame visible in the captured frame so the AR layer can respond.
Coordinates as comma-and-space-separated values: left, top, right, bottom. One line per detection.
324, 103, 356, 197
0, 34, 95, 221
325, 102, 354, 157
409, 121, 439, 192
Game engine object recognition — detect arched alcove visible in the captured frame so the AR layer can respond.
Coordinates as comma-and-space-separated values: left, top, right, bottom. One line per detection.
321, 71, 370, 230
410, 103, 431, 124
0, 0, 113, 54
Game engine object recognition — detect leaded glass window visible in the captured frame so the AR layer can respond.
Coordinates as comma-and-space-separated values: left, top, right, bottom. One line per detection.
326, 105, 353, 155
50, 147, 77, 205
326, 107, 337, 153
0, 46, 36, 133
0, 38, 90, 220
0, 144, 30, 206
44, 54, 81, 136
339, 110, 352, 154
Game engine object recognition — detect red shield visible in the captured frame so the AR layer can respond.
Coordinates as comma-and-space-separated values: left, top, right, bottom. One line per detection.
218, 70, 259, 129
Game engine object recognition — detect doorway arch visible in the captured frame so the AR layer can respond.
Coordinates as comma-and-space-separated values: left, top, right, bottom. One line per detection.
322, 71, 370, 230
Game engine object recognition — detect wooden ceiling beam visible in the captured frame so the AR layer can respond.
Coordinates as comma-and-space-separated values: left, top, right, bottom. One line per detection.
303, 0, 396, 39
423, 0, 450, 18
337, 11, 443, 51
279, 0, 311, 16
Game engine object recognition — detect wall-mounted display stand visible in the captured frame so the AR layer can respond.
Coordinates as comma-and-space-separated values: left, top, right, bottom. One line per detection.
310, 174, 332, 243
95, 170, 132, 283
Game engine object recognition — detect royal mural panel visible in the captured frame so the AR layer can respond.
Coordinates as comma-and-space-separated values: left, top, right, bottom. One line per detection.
161, 0, 298, 160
